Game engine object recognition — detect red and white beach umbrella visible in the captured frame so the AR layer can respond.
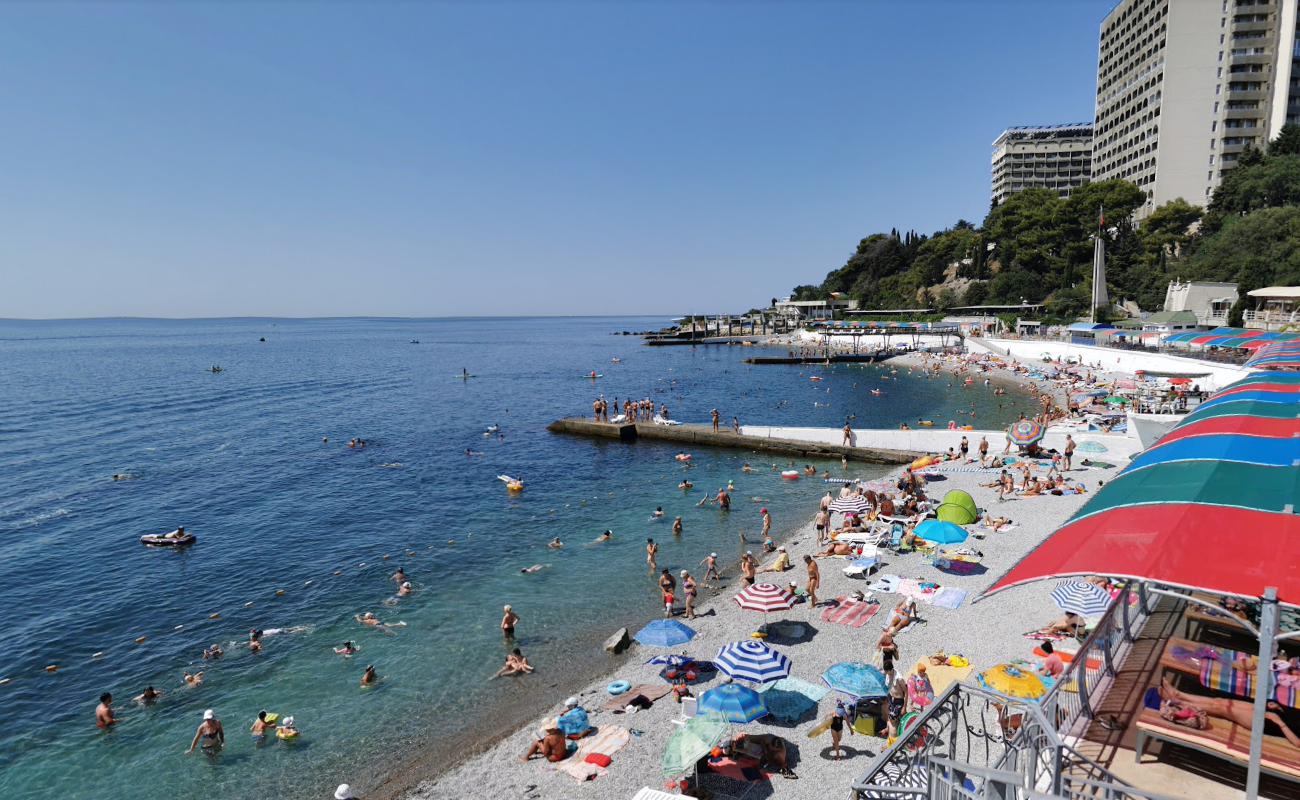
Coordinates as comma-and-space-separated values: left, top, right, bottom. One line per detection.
734, 583, 795, 613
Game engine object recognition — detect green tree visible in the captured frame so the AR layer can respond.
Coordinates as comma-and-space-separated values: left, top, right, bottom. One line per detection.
1268, 124, 1300, 157
983, 188, 1066, 290
1141, 198, 1202, 258
1204, 153, 1300, 232
1185, 206, 1300, 290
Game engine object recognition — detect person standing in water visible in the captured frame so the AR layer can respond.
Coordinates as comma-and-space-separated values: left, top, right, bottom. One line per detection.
96, 693, 118, 729
501, 605, 519, 639
672, 517, 683, 536
646, 538, 659, 572
186, 709, 224, 754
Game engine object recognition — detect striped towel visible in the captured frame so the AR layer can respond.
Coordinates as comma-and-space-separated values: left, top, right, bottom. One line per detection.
821, 598, 881, 627
555, 725, 632, 781
1199, 661, 1299, 709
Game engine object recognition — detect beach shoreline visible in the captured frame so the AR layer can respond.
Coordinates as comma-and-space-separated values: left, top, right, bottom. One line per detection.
401, 444, 1130, 800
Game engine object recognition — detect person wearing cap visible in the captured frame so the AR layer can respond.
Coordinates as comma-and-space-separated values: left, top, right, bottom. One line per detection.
701, 552, 721, 583
765, 545, 792, 573
397, 581, 414, 597
595, 529, 612, 542
501, 605, 519, 639
186, 708, 224, 754
681, 570, 698, 619
335, 784, 358, 800
557, 696, 591, 738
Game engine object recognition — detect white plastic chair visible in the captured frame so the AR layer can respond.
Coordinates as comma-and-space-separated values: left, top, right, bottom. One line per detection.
670, 696, 698, 726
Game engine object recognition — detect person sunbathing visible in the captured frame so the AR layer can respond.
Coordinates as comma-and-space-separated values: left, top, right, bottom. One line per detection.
521, 727, 569, 762
1159, 677, 1300, 747
1046, 611, 1085, 636
883, 599, 918, 636
758, 547, 791, 573
981, 514, 1011, 530
815, 542, 854, 557
1022, 478, 1044, 497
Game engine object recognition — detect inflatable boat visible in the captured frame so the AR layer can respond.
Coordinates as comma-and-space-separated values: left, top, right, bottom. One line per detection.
140, 529, 196, 547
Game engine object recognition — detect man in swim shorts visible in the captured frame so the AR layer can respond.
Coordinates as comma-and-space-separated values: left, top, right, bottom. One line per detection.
96, 693, 118, 729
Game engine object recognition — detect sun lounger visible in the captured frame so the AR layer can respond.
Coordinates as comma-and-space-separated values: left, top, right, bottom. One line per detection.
652, 415, 682, 426
1136, 708, 1300, 780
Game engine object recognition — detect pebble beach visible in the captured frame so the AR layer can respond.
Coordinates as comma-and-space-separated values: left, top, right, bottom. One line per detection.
406, 403, 1135, 800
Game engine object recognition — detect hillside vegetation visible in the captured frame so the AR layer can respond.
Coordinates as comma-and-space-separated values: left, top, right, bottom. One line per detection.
791, 125, 1300, 322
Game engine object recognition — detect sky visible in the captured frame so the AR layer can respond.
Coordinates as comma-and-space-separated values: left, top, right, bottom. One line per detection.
0, 1, 1115, 319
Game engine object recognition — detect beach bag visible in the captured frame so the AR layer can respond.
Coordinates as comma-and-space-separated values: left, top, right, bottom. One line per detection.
1158, 700, 1208, 730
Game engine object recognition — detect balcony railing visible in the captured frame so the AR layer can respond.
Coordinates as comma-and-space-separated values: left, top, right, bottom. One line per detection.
850, 585, 1162, 800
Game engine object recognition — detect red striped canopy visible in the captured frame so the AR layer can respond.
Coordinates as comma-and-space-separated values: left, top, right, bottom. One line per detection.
985, 372, 1300, 607
734, 583, 796, 613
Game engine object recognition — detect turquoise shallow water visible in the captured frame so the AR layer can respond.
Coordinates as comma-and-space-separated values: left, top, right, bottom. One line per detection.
0, 317, 1029, 799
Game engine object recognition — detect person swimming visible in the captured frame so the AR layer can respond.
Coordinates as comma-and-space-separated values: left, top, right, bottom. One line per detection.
334, 641, 358, 656
361, 665, 378, 686
595, 530, 612, 542
548, 537, 563, 549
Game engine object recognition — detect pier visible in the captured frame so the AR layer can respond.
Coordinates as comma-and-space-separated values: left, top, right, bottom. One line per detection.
743, 353, 894, 365
546, 419, 927, 464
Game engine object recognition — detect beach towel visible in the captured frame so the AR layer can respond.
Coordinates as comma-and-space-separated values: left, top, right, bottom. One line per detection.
931, 587, 968, 610
1199, 660, 1299, 708
1024, 628, 1074, 642
898, 578, 940, 603
599, 683, 671, 711
821, 597, 881, 627
868, 574, 902, 593
556, 725, 632, 781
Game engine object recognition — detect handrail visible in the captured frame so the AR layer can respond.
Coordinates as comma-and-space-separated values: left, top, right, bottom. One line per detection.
852, 584, 1162, 799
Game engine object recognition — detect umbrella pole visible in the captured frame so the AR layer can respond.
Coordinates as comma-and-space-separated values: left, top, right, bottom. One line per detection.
1245, 587, 1278, 800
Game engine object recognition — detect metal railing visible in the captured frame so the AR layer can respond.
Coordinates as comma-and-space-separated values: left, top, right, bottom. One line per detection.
851, 585, 1162, 800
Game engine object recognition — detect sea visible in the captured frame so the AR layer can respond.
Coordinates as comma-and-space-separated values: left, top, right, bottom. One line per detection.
0, 316, 1030, 799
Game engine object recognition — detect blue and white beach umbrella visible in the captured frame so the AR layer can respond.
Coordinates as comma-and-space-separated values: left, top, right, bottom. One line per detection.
698, 683, 768, 723
821, 661, 889, 698
714, 640, 792, 684
1050, 580, 1113, 618
634, 619, 697, 648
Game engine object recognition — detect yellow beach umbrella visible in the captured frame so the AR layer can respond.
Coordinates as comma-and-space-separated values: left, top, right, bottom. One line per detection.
976, 663, 1047, 701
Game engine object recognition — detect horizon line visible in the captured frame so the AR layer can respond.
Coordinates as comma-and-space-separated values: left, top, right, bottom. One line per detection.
0, 313, 694, 323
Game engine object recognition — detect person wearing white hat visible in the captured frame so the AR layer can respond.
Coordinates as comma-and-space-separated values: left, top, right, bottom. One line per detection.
334, 784, 357, 799
186, 709, 224, 754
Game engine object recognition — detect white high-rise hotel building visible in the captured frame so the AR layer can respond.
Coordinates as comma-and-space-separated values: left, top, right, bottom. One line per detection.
1091, 0, 1300, 216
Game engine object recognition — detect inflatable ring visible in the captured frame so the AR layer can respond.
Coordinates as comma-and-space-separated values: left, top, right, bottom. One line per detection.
607, 680, 631, 696
276, 728, 299, 740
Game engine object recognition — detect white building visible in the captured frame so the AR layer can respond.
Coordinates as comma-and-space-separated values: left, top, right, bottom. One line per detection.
1163, 279, 1238, 326
991, 123, 1094, 205
773, 295, 859, 321
1092, 0, 1300, 217
1244, 285, 1300, 329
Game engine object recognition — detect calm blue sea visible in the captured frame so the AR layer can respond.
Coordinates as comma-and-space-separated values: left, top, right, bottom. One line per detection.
0, 317, 1028, 799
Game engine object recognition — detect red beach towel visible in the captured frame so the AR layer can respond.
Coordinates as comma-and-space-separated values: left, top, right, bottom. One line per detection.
821, 598, 881, 628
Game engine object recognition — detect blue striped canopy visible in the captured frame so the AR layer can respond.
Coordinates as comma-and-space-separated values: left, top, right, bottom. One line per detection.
698, 683, 768, 723
1050, 580, 1113, 617
714, 640, 792, 684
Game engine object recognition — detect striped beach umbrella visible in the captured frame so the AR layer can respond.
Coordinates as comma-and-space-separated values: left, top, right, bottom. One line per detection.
1050, 580, 1113, 618
698, 683, 768, 723
734, 582, 795, 613
1006, 419, 1045, 447
714, 640, 792, 684
828, 495, 871, 516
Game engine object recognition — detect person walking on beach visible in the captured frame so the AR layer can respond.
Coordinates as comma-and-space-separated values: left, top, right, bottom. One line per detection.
814, 509, 829, 545
959, 436, 969, 461
978, 436, 989, 465
760, 508, 772, 540
96, 693, 118, 729
702, 552, 721, 582
803, 555, 820, 607
711, 408, 720, 432
658, 569, 676, 617
681, 570, 697, 619
820, 491, 832, 512
501, 605, 519, 639
646, 538, 659, 572
1063, 434, 1076, 471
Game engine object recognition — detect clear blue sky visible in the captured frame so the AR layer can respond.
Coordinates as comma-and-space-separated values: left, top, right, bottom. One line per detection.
0, 1, 1114, 318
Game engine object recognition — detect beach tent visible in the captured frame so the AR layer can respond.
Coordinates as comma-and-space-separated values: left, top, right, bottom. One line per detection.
982, 370, 1300, 798
935, 489, 978, 525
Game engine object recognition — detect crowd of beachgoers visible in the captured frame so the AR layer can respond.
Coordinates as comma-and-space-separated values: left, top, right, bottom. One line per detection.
405, 348, 1162, 800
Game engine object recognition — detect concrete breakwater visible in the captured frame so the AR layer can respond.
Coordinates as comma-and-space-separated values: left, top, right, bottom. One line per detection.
546, 418, 926, 464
